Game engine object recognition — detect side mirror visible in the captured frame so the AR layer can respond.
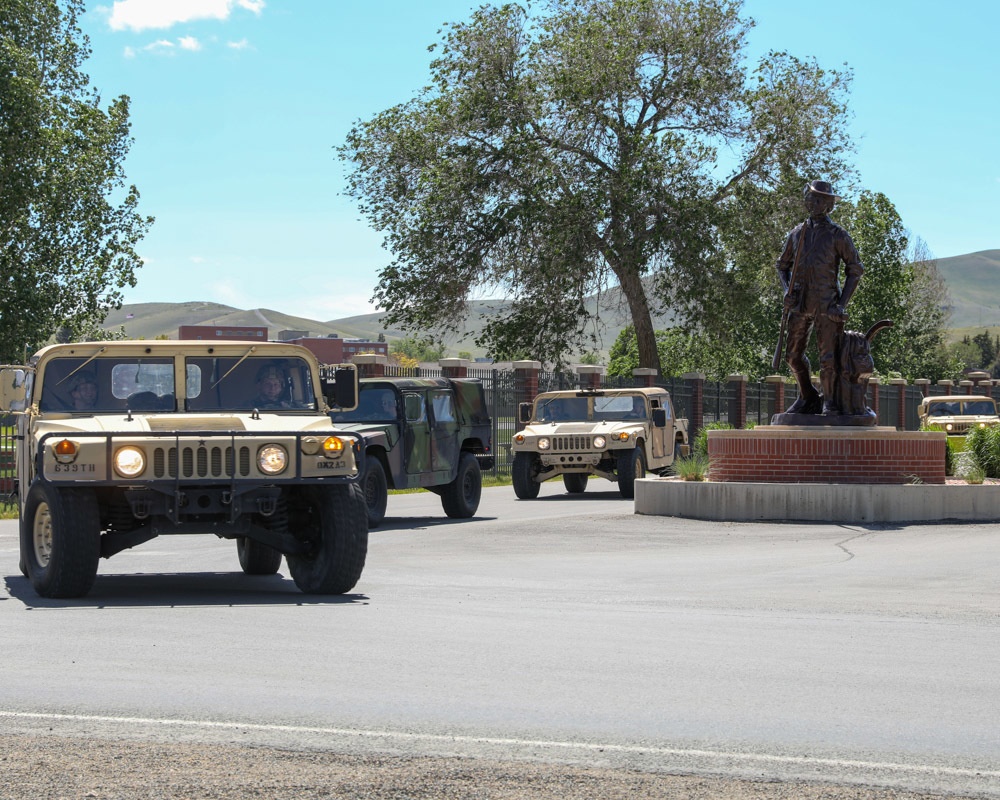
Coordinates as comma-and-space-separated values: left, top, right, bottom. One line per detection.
322, 365, 358, 410
0, 367, 28, 412
518, 402, 532, 424
652, 408, 667, 428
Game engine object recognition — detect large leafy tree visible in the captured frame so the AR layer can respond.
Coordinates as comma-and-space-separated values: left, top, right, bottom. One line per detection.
1, 0, 151, 362
340, 0, 853, 371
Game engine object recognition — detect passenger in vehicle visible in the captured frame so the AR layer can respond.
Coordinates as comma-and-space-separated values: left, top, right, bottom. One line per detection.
69, 372, 98, 411
253, 365, 291, 409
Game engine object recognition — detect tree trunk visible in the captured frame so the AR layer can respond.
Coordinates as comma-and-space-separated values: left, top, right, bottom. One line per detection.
615, 263, 661, 375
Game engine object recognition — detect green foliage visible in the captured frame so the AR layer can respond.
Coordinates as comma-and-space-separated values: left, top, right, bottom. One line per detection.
692, 421, 734, 457
340, 0, 854, 372
671, 453, 709, 481
0, 0, 152, 362
965, 426, 1000, 478
390, 335, 446, 363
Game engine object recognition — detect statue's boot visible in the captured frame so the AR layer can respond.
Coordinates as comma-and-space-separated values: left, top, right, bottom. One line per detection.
821, 370, 840, 416
787, 369, 822, 414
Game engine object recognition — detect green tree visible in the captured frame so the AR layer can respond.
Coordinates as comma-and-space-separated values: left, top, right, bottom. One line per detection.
340, 0, 853, 372
390, 335, 446, 363
0, 0, 151, 362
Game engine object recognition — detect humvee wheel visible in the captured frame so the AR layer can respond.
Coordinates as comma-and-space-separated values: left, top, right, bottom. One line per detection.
512, 452, 541, 499
563, 473, 588, 494
361, 456, 388, 527
237, 537, 283, 575
441, 452, 482, 518
618, 447, 646, 499
286, 484, 368, 594
20, 483, 101, 598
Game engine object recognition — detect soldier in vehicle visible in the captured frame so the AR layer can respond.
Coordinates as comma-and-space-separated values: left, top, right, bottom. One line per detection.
252, 364, 290, 409
776, 180, 864, 415
69, 371, 98, 411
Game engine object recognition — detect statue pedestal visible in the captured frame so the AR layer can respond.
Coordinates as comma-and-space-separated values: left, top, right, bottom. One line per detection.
707, 427, 946, 485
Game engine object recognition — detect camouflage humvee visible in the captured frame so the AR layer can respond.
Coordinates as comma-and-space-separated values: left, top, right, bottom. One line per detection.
0, 341, 367, 599
328, 377, 494, 526
511, 386, 688, 499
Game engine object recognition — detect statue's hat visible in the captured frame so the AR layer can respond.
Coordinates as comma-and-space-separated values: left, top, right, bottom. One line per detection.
806, 179, 840, 199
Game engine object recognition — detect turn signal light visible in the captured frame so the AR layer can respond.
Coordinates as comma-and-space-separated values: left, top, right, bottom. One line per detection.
53, 439, 78, 464
322, 436, 345, 457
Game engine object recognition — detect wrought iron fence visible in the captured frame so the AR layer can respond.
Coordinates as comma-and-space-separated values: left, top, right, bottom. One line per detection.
1, 414, 15, 515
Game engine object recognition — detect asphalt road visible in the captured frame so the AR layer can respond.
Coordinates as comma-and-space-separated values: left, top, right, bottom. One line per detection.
2, 481, 1000, 798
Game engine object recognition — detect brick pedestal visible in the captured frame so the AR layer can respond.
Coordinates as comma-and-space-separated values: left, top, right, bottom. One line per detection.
707, 428, 946, 485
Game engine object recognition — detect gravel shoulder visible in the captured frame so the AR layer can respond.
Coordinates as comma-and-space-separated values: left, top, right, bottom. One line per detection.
0, 735, 982, 800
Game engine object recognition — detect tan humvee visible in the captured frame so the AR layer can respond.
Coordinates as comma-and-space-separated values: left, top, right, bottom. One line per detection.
510, 386, 689, 500
919, 395, 999, 437
0, 340, 367, 598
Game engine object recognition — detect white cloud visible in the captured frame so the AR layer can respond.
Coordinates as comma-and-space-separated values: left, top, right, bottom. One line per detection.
178, 36, 201, 51
107, 0, 264, 32
227, 38, 251, 51
144, 39, 176, 55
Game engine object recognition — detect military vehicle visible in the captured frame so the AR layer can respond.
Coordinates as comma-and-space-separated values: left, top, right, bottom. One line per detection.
328, 377, 493, 526
919, 395, 1000, 443
511, 386, 688, 499
0, 341, 367, 599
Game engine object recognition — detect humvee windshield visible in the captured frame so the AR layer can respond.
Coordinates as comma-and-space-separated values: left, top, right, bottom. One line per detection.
39, 356, 317, 413
329, 385, 400, 422
535, 394, 647, 422
926, 399, 997, 416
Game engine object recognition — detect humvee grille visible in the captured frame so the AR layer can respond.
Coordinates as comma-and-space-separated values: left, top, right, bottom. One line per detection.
153, 445, 252, 478
552, 435, 594, 452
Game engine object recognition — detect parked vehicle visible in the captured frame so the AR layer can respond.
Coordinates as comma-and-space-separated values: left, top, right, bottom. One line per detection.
511, 386, 688, 499
919, 394, 1000, 447
0, 341, 367, 598
328, 377, 493, 526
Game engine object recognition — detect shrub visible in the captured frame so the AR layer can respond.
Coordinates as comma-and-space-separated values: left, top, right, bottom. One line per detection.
966, 426, 1000, 478
672, 453, 709, 481
693, 421, 733, 457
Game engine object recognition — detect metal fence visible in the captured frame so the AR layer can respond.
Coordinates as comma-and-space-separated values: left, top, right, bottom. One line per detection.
1, 414, 15, 516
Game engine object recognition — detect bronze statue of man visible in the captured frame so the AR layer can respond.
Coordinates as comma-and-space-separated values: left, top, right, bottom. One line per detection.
776, 180, 864, 415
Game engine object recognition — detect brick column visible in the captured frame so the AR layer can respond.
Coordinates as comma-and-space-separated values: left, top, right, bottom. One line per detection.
914, 378, 931, 397
960, 380, 974, 395
352, 353, 386, 378
439, 358, 470, 379
513, 360, 541, 432
765, 375, 786, 422
684, 372, 705, 441
632, 367, 658, 388
938, 379, 953, 396
727, 374, 747, 429
890, 377, 907, 431
977, 379, 994, 397
868, 376, 880, 419
575, 365, 605, 390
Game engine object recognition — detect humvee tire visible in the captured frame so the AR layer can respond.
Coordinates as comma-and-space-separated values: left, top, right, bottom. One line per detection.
237, 536, 283, 575
360, 457, 388, 528
287, 484, 368, 594
563, 473, 588, 494
618, 447, 646, 499
21, 483, 101, 598
512, 452, 540, 500
441, 452, 482, 519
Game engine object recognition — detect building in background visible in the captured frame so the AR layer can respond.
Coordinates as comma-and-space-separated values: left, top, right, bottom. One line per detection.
282, 335, 388, 364
178, 325, 268, 342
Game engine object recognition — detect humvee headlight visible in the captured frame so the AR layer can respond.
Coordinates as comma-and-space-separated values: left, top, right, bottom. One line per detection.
593, 435, 607, 449
114, 446, 146, 478
946, 423, 953, 431
538, 437, 550, 450
52, 438, 79, 464
321, 436, 345, 457
258, 444, 288, 475
980, 422, 987, 429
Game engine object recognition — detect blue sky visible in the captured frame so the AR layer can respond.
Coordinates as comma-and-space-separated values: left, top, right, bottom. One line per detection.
80, 0, 1000, 322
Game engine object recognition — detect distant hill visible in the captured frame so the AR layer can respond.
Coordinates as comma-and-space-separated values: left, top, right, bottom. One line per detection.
101, 249, 998, 356
936, 249, 1000, 330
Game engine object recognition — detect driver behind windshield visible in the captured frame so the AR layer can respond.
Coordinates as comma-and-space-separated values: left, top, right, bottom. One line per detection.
253, 364, 290, 409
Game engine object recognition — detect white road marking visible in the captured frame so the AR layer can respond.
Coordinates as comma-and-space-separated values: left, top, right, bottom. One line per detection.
1, 710, 996, 779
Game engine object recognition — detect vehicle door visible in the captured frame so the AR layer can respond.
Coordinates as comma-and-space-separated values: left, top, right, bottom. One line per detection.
402, 391, 432, 475
429, 388, 460, 477
648, 395, 670, 461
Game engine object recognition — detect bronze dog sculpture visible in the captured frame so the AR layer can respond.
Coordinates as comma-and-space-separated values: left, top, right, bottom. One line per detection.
833, 319, 893, 417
